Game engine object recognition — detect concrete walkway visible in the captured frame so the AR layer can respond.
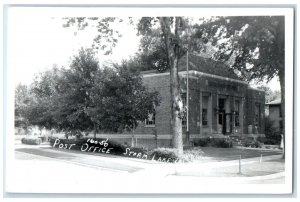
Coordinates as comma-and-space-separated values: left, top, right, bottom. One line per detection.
14, 143, 285, 182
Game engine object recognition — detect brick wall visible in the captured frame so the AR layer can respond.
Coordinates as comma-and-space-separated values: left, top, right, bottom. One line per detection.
134, 71, 265, 142
134, 74, 171, 136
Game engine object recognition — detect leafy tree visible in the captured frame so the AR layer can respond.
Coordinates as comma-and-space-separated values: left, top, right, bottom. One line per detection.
15, 84, 31, 134
27, 66, 61, 130
51, 48, 99, 138
136, 17, 209, 155
137, 17, 194, 155
86, 62, 160, 133
197, 16, 285, 157
257, 85, 281, 103
24, 48, 160, 139
63, 17, 194, 155
25, 49, 99, 138
63, 17, 122, 55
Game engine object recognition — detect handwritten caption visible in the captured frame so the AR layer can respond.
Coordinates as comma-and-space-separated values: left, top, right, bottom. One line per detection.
52, 138, 113, 154
52, 138, 179, 163
122, 148, 180, 163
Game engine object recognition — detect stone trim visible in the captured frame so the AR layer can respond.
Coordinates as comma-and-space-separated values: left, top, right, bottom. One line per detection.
142, 70, 248, 85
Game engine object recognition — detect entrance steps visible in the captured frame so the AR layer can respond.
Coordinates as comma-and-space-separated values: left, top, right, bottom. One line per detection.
229, 135, 245, 147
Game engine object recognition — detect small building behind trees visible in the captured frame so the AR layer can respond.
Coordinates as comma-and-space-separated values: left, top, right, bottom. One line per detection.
265, 98, 283, 133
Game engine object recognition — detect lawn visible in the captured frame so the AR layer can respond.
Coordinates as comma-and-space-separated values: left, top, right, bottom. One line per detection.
196, 147, 283, 162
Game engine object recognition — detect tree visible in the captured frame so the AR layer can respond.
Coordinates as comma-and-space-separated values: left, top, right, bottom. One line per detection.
86, 62, 160, 133
26, 49, 99, 138
197, 16, 285, 157
15, 84, 31, 134
257, 85, 281, 103
137, 17, 196, 155
51, 48, 99, 138
27, 66, 61, 130
24, 48, 160, 139
136, 17, 210, 155
63, 17, 198, 155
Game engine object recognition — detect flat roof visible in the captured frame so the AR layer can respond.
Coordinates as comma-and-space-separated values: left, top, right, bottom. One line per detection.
266, 98, 281, 105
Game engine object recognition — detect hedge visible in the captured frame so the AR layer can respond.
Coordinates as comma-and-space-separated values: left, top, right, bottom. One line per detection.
193, 137, 233, 148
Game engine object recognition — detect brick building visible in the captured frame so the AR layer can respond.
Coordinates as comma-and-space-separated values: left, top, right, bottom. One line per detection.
131, 55, 265, 148
100, 55, 265, 149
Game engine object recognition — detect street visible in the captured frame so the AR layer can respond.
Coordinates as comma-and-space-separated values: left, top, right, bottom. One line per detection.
5, 143, 288, 194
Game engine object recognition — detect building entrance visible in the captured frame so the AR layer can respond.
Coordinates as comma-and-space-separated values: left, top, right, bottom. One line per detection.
218, 98, 232, 135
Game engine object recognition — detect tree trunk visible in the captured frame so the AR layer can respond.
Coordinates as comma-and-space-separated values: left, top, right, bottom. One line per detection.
159, 17, 183, 156
279, 67, 285, 159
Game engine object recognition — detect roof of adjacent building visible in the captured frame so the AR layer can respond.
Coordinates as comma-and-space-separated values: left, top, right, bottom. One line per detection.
266, 98, 281, 105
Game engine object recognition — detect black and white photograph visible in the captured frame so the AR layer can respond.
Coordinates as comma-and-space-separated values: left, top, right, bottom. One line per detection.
3, 5, 295, 196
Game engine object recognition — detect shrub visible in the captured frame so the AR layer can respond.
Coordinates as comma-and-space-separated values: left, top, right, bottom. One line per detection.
193, 137, 211, 147
243, 140, 262, 148
49, 138, 207, 163
147, 148, 179, 162
210, 138, 233, 148
264, 117, 282, 145
21, 136, 42, 145
193, 137, 233, 148
257, 135, 281, 145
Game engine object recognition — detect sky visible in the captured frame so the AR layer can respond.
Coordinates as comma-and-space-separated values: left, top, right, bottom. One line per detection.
8, 15, 141, 86
7, 9, 281, 91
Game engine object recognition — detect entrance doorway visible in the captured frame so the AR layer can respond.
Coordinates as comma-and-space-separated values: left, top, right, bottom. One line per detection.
218, 98, 226, 134
218, 98, 232, 135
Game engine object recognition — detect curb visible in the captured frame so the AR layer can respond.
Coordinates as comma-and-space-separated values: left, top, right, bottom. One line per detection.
165, 172, 285, 182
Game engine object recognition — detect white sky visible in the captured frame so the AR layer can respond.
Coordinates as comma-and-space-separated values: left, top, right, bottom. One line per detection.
7, 8, 281, 91
8, 15, 141, 86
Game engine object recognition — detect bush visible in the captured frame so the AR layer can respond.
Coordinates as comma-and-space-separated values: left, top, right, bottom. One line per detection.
257, 135, 281, 145
243, 140, 262, 148
21, 136, 42, 145
193, 137, 233, 148
49, 138, 207, 163
264, 117, 282, 145
147, 148, 179, 162
210, 138, 233, 148
194, 137, 211, 147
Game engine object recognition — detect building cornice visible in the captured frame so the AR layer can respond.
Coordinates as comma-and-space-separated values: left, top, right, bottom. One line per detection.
142, 70, 248, 85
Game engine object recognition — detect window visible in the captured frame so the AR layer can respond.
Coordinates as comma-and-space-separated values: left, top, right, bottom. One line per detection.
145, 112, 155, 127
218, 113, 224, 125
234, 100, 240, 127
255, 103, 261, 127
181, 93, 187, 126
218, 98, 225, 125
202, 96, 209, 126
202, 108, 208, 126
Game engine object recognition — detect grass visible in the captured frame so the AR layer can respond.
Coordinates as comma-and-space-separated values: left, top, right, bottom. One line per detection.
196, 147, 283, 161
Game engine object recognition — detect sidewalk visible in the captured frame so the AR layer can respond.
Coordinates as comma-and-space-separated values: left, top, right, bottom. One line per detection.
14, 142, 285, 181
170, 155, 284, 178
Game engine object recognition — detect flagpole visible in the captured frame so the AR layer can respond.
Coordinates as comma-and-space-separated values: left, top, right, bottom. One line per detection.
186, 50, 190, 145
